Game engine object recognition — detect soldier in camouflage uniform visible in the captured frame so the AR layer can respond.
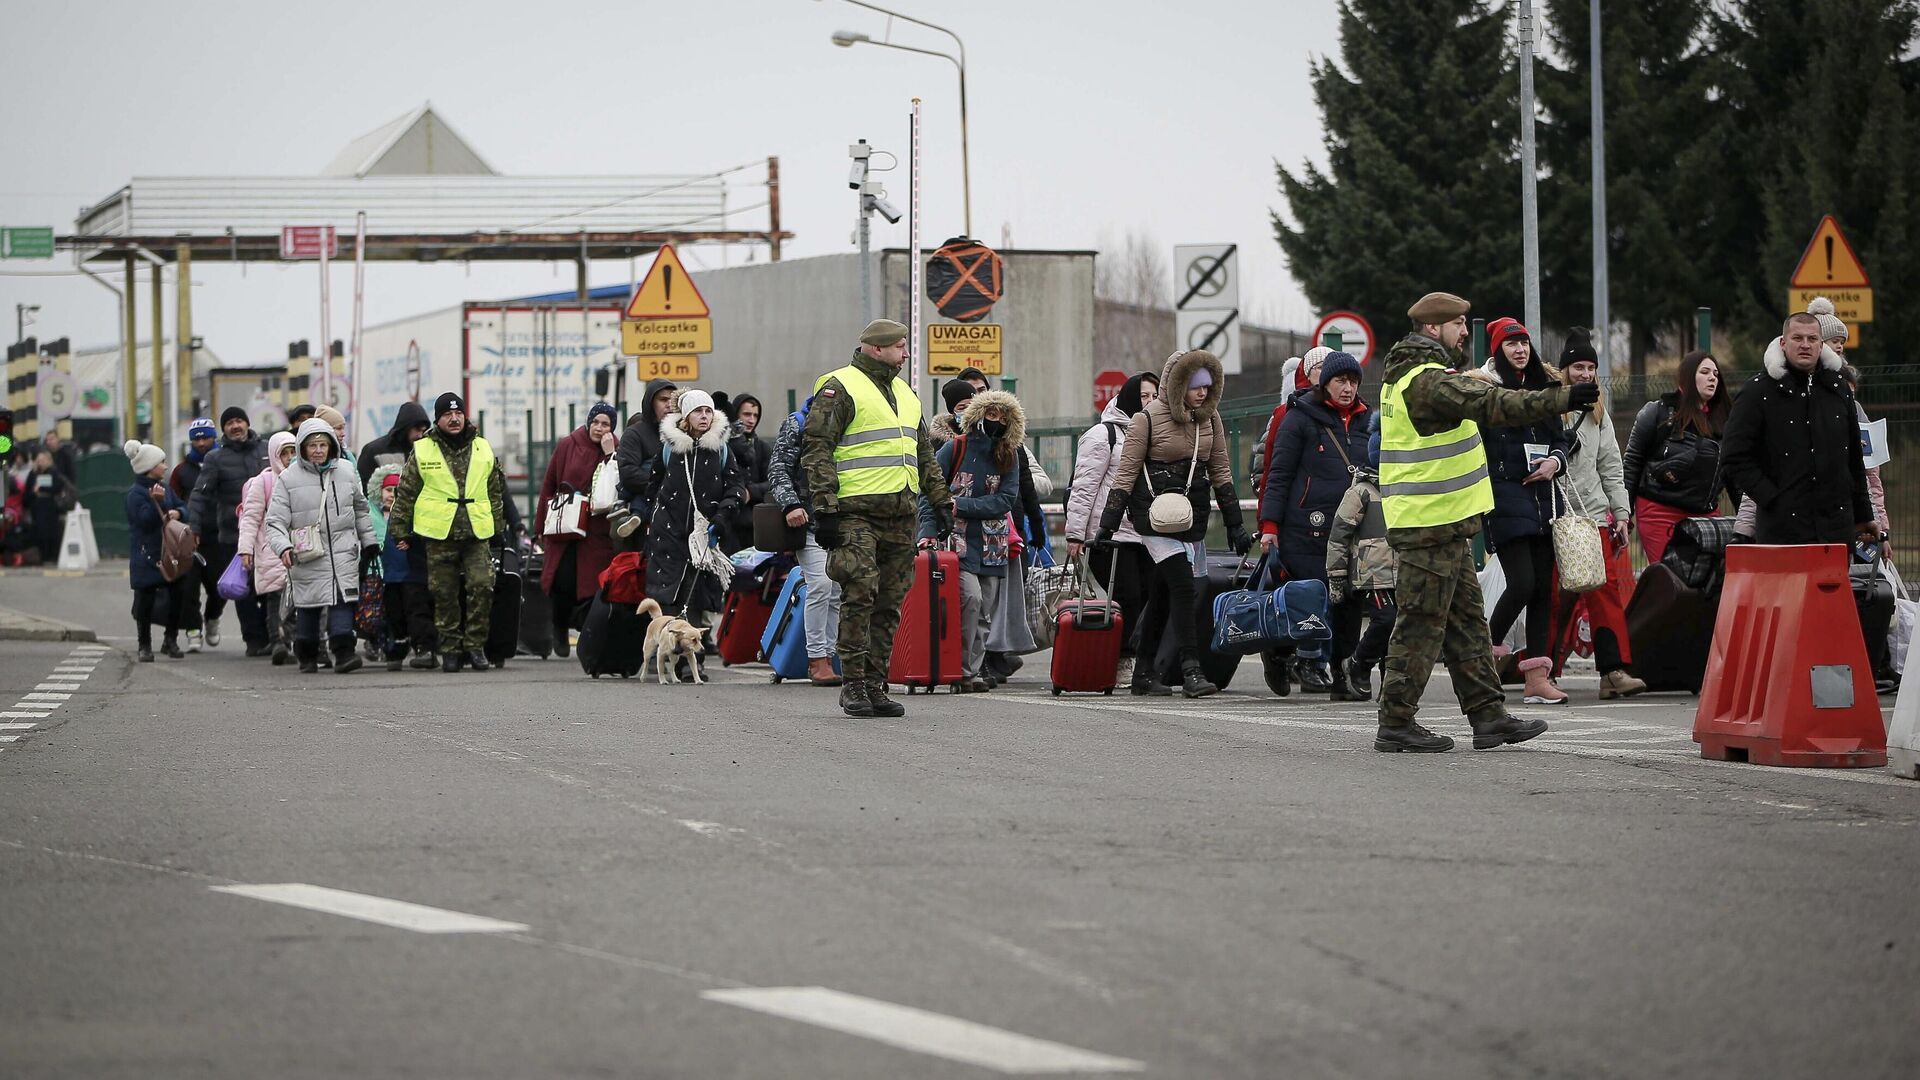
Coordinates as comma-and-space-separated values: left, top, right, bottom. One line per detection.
1373, 293, 1600, 753
801, 319, 956, 717
387, 392, 508, 674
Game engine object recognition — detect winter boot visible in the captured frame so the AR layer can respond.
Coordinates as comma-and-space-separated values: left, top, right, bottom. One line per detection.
1130, 667, 1173, 696
1345, 656, 1374, 700
331, 636, 363, 674
409, 650, 439, 670
137, 640, 155, 663
1469, 707, 1550, 750
271, 640, 290, 666
807, 657, 844, 687
866, 680, 907, 718
440, 652, 464, 673
1262, 650, 1292, 697
1373, 723, 1455, 753
1180, 659, 1218, 699
1329, 661, 1367, 702
465, 650, 491, 672
1294, 657, 1334, 693
839, 681, 876, 718
1598, 669, 1647, 700
295, 640, 320, 675
386, 655, 405, 672
1518, 657, 1568, 705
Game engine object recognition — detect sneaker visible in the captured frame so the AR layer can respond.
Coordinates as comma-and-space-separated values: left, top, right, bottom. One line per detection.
1374, 723, 1455, 753
1262, 650, 1292, 697
203, 618, 221, 647
184, 630, 202, 654
612, 509, 643, 539
1345, 657, 1374, 700
1130, 674, 1173, 696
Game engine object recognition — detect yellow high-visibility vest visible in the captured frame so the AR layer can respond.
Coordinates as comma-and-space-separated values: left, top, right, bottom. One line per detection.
410, 435, 497, 540
1378, 362, 1494, 529
815, 365, 921, 497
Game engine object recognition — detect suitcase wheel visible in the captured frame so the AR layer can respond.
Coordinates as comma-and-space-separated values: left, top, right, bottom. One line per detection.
770, 675, 783, 684
1051, 687, 1061, 696
591, 673, 601, 679
1103, 687, 1113, 695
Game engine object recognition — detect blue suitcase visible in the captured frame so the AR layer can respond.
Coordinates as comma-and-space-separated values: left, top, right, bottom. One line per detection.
760, 570, 840, 683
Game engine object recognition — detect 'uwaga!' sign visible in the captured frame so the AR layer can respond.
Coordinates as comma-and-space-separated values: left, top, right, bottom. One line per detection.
927, 323, 1002, 376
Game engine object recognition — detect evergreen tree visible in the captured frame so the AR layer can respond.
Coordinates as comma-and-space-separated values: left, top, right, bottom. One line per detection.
1712, 0, 1920, 367
1274, 0, 1522, 355
1536, 0, 1724, 382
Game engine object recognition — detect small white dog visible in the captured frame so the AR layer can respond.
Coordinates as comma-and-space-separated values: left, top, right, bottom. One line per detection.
637, 598, 709, 684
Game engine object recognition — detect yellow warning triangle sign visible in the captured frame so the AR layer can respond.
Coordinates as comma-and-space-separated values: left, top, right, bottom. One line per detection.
1789, 215, 1870, 289
624, 244, 710, 319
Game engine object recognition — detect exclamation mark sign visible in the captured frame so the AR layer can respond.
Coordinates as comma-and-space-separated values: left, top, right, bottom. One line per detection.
663, 266, 673, 311
1825, 236, 1834, 281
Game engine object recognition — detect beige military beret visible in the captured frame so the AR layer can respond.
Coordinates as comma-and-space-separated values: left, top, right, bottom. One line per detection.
1407, 292, 1470, 324
859, 319, 911, 346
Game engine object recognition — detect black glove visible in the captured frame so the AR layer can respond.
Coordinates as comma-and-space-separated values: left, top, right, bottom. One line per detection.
1096, 489, 1127, 545
362, 544, 380, 563
1227, 526, 1253, 556
716, 497, 742, 517
1567, 382, 1601, 412
814, 511, 845, 549
932, 503, 955, 540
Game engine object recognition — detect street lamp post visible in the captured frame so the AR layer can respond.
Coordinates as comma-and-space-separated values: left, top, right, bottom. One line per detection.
16, 303, 39, 344
826, 0, 970, 237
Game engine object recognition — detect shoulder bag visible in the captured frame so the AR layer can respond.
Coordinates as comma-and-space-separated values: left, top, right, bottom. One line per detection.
544, 482, 589, 538
1147, 417, 1203, 535
1551, 477, 1608, 593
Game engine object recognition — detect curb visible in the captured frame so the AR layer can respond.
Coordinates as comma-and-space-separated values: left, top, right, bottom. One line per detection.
0, 605, 98, 643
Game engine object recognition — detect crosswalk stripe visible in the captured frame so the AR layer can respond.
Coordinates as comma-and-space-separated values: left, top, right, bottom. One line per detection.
21, 693, 70, 701
0, 723, 40, 730
0, 711, 52, 719
35, 683, 83, 692
702, 986, 1145, 1074
209, 884, 530, 934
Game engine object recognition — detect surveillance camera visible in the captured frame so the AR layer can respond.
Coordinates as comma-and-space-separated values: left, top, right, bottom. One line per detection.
848, 160, 868, 189
868, 193, 903, 225
848, 140, 871, 160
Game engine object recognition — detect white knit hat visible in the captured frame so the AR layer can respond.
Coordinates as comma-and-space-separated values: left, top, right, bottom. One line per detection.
123, 439, 165, 474
1807, 296, 1848, 344
676, 388, 715, 416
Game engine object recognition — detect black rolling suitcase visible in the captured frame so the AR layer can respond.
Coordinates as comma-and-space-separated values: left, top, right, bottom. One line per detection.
485, 546, 524, 669
1625, 563, 1719, 693
577, 589, 650, 678
518, 547, 554, 659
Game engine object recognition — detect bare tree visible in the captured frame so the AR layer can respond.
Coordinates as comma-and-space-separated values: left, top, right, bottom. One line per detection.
1094, 228, 1174, 377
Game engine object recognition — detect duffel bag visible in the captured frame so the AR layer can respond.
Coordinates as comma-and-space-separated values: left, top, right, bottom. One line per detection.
1210, 553, 1286, 656
1277, 578, 1332, 642
1662, 515, 1736, 591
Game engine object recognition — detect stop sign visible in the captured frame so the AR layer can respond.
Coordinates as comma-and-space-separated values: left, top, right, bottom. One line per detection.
1093, 369, 1128, 411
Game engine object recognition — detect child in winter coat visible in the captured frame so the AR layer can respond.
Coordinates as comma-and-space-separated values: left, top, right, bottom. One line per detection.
265, 419, 376, 674
374, 466, 436, 670
1325, 414, 1398, 702
918, 390, 1025, 692
235, 432, 298, 664
123, 440, 189, 661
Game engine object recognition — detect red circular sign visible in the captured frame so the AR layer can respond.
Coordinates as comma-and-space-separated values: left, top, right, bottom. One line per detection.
1311, 310, 1376, 366
1093, 368, 1128, 411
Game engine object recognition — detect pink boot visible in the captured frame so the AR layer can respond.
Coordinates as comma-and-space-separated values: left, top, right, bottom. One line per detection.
1519, 656, 1568, 705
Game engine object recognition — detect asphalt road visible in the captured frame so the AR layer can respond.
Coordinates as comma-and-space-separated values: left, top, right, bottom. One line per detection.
2, 564, 1916, 1079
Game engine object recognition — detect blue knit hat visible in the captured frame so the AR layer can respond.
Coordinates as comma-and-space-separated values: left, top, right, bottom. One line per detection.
587, 401, 618, 427
1320, 351, 1363, 387
187, 417, 217, 440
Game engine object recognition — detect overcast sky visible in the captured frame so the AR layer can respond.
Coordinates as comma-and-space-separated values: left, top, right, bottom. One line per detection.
0, 0, 1345, 365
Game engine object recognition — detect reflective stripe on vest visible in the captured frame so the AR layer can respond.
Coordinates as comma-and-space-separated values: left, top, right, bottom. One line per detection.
410, 436, 497, 540
815, 365, 922, 497
1378, 363, 1494, 529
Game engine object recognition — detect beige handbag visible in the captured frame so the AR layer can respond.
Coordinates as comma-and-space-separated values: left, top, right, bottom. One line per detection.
1551, 477, 1608, 593
1147, 423, 1204, 535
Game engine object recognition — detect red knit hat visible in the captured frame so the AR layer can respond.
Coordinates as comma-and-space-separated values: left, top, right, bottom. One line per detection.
1486, 317, 1531, 359
382, 472, 402, 489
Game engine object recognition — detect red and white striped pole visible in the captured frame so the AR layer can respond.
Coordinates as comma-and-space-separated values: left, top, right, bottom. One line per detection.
908, 97, 923, 403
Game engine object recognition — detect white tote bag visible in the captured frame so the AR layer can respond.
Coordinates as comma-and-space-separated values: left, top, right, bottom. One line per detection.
588, 459, 621, 514
543, 485, 589, 538
1550, 478, 1608, 593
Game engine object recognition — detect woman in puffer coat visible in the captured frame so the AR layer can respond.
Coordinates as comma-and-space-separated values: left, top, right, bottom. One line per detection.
645, 389, 748, 659
918, 390, 1026, 692
1622, 349, 1735, 563
265, 418, 376, 674
1470, 318, 1570, 705
1095, 349, 1252, 698
1065, 371, 1159, 665
1257, 350, 1370, 698
124, 439, 189, 662
235, 431, 298, 664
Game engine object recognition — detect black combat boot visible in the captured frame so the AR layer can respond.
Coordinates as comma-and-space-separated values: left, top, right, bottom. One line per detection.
1345, 656, 1373, 700
1295, 657, 1334, 693
1262, 650, 1292, 697
331, 636, 363, 674
839, 681, 876, 718
1329, 661, 1367, 702
465, 650, 491, 672
866, 680, 906, 718
1373, 723, 1454, 753
409, 650, 439, 670
1179, 659, 1218, 699
137, 637, 154, 663
295, 640, 320, 675
440, 652, 464, 673
1130, 667, 1173, 696
1468, 708, 1549, 750
161, 635, 184, 660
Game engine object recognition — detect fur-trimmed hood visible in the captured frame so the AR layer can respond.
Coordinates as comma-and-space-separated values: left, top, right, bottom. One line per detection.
930, 412, 965, 444
956, 389, 1026, 449
1762, 337, 1843, 381
661, 414, 731, 455
1160, 349, 1225, 424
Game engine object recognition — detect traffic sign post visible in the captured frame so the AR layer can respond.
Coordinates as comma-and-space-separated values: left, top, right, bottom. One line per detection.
1312, 310, 1376, 366
928, 323, 1002, 376
1, 227, 54, 259
1788, 215, 1871, 346
1173, 243, 1240, 373
622, 245, 714, 361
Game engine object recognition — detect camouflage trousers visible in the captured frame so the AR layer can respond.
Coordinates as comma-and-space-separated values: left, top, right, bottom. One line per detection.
1377, 538, 1505, 728
824, 512, 917, 682
425, 537, 494, 653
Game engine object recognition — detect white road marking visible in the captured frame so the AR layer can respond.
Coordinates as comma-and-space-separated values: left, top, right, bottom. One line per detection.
209, 883, 529, 933
0, 736, 19, 742
0, 723, 40, 730
8, 701, 59, 710
0, 711, 52, 719
34, 683, 83, 692
21, 692, 70, 701
701, 986, 1145, 1074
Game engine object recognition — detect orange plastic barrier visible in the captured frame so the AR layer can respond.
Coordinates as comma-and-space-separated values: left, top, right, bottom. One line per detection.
1693, 544, 1887, 768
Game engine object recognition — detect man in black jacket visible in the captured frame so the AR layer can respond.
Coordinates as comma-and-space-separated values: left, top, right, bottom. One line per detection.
1721, 313, 1875, 546
612, 378, 679, 546
358, 400, 430, 491
188, 407, 270, 652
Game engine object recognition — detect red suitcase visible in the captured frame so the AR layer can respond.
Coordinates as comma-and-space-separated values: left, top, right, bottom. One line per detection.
889, 548, 964, 693
717, 573, 781, 666
1050, 558, 1124, 695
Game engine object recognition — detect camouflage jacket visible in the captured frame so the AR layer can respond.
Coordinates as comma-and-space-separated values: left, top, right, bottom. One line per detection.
387, 425, 507, 543
800, 349, 954, 520
1382, 333, 1574, 549
1327, 470, 1395, 591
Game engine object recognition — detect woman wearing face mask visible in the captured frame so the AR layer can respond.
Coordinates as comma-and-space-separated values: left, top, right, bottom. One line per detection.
1470, 318, 1571, 705
1095, 350, 1252, 698
1064, 371, 1160, 671
1257, 351, 1371, 699
1622, 350, 1735, 565
536, 402, 621, 658
235, 431, 299, 664
646, 390, 748, 673
265, 419, 377, 674
918, 389, 1028, 692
